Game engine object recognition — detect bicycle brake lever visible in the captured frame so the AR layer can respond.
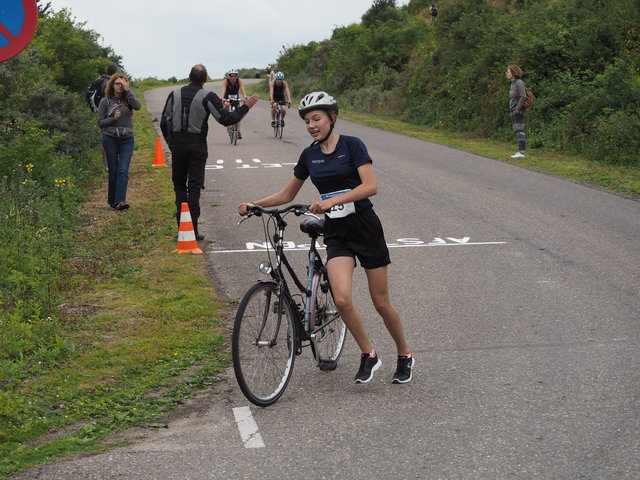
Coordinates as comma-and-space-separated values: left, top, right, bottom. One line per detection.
237, 214, 252, 226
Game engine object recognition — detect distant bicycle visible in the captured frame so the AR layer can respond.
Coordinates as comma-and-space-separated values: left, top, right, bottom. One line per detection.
225, 94, 241, 145
272, 101, 287, 139
233, 204, 348, 406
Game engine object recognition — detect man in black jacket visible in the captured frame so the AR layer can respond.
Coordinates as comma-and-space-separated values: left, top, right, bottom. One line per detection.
161, 64, 258, 240
87, 64, 118, 113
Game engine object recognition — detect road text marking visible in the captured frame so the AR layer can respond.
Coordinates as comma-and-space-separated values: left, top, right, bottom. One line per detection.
211, 237, 507, 254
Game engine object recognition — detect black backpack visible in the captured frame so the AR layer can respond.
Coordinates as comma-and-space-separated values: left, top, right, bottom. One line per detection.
86, 75, 109, 113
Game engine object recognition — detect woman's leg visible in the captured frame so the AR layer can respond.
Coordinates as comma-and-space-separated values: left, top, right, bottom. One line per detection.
114, 137, 134, 204
510, 110, 526, 154
365, 266, 410, 355
102, 135, 118, 206
327, 256, 373, 354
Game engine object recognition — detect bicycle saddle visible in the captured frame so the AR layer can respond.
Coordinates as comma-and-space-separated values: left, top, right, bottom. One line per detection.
300, 217, 325, 236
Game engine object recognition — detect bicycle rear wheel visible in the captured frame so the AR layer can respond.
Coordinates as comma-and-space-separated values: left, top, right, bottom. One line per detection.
232, 282, 297, 406
311, 273, 347, 370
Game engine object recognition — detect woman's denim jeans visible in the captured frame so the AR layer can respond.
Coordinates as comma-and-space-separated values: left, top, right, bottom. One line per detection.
102, 135, 134, 205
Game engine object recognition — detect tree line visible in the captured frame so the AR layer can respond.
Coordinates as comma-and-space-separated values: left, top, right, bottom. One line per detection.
276, 0, 639, 166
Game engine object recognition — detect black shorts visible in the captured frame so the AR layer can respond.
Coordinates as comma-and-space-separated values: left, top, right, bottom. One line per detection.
324, 207, 391, 269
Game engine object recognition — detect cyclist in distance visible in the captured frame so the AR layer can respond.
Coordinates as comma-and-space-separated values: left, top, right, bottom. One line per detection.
269, 72, 292, 128
237, 91, 414, 384
221, 69, 247, 139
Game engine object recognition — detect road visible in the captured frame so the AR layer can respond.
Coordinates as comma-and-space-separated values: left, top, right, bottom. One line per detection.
14, 82, 640, 479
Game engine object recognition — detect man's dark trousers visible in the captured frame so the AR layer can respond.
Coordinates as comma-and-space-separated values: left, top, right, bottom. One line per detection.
171, 139, 208, 236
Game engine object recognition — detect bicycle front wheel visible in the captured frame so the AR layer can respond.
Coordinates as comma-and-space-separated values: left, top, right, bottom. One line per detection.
232, 282, 297, 406
312, 273, 347, 369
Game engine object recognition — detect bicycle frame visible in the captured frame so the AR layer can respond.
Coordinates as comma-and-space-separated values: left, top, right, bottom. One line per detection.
273, 102, 285, 139
226, 96, 240, 145
241, 206, 337, 358
234, 204, 347, 405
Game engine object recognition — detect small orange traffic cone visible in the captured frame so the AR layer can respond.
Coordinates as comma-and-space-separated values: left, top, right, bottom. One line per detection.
152, 138, 165, 167
174, 203, 203, 254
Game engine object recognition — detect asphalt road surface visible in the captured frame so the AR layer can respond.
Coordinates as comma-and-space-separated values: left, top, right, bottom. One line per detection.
14, 82, 639, 479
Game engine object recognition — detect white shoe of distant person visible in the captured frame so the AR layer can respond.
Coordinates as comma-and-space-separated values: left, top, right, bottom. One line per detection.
510, 152, 526, 158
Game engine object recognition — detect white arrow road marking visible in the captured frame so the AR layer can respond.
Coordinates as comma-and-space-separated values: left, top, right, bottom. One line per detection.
232, 406, 265, 449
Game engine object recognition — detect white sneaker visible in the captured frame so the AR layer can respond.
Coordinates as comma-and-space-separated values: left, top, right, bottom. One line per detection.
510, 152, 526, 158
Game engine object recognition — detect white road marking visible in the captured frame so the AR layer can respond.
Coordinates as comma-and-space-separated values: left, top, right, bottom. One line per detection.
232, 406, 265, 449
211, 239, 507, 254
203, 159, 297, 169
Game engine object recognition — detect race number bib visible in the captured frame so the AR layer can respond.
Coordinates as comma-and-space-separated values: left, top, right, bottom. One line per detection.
321, 189, 356, 219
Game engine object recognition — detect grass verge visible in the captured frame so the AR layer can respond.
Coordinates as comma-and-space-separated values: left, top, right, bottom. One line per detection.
0, 82, 230, 478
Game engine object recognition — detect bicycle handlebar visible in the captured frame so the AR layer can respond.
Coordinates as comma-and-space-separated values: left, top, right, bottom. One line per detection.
250, 204, 309, 216
238, 204, 312, 225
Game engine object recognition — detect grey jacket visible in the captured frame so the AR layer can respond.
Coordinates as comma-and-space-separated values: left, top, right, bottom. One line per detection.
97, 91, 141, 138
509, 79, 527, 113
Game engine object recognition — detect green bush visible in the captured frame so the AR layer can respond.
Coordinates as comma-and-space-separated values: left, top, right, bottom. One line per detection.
276, 0, 640, 165
0, 6, 106, 388
588, 109, 640, 166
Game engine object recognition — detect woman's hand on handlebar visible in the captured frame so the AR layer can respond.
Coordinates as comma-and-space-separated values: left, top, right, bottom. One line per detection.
237, 202, 254, 216
308, 200, 331, 215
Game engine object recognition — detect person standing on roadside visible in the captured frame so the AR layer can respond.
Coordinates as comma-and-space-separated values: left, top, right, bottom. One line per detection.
97, 73, 140, 211
161, 64, 259, 240
506, 64, 527, 158
237, 92, 414, 384
87, 64, 117, 113
268, 63, 279, 86
88, 64, 118, 168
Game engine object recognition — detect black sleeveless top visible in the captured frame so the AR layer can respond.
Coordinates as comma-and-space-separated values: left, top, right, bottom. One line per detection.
226, 79, 240, 96
273, 81, 285, 101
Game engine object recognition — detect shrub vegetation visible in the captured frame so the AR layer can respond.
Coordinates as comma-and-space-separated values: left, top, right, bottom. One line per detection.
275, 0, 640, 166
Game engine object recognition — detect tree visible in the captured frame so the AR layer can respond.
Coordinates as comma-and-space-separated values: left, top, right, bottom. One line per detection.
362, 0, 401, 28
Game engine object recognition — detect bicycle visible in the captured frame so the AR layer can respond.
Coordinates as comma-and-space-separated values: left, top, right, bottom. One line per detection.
272, 101, 287, 139
225, 94, 241, 145
233, 204, 348, 406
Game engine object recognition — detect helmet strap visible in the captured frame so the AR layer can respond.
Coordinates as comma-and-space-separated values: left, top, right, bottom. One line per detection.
317, 112, 336, 144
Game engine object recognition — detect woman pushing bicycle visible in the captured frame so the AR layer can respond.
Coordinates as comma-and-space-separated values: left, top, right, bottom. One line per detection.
237, 91, 414, 384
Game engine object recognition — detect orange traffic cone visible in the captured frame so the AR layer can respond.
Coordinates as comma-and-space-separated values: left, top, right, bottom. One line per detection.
174, 203, 203, 254
152, 138, 165, 167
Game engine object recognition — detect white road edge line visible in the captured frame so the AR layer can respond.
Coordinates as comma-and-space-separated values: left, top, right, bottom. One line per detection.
232, 406, 265, 449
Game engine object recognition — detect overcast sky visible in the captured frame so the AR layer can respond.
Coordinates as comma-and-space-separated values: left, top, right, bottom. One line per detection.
45, 0, 410, 81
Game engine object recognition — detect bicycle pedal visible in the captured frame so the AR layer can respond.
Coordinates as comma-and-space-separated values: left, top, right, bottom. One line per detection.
318, 359, 337, 371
